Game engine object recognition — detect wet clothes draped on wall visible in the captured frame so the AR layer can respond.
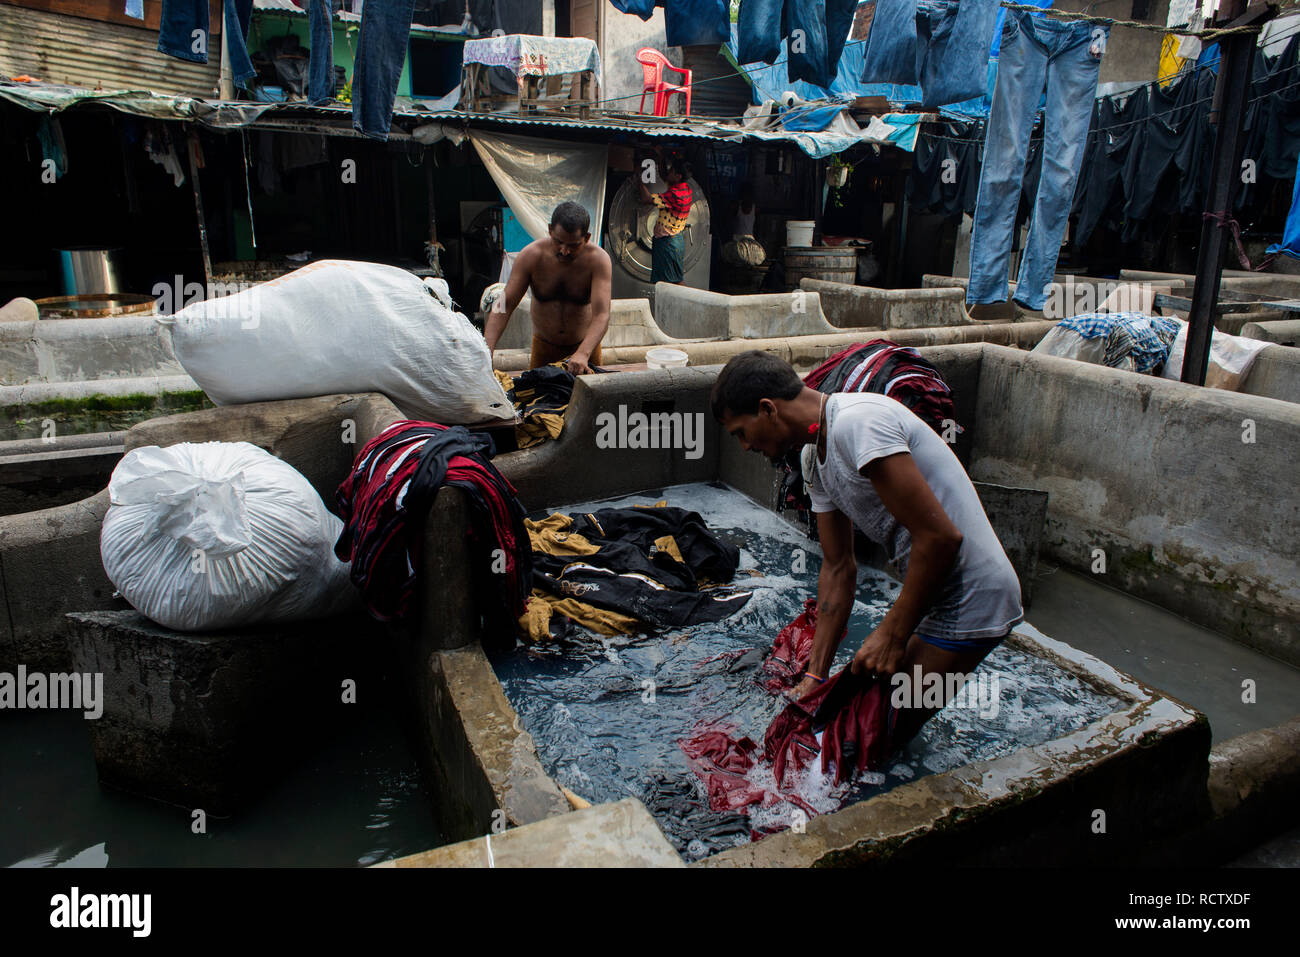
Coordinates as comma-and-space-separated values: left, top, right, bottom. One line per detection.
611, 0, 731, 48
804, 341, 957, 433
778, 341, 958, 529
494, 364, 581, 450
736, 0, 857, 89
334, 420, 531, 624
521, 505, 753, 640
159, 0, 256, 88
861, 0, 1001, 108
967, 9, 1108, 309
680, 601, 891, 821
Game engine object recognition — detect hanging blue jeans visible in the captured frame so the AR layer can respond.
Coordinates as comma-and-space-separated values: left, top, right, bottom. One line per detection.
737, 0, 856, 88
352, 0, 416, 140
158, 0, 256, 89
307, 0, 335, 105
967, 11, 1106, 309
861, 0, 999, 107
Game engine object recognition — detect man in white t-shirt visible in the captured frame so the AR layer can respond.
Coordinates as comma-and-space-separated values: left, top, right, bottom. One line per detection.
711, 351, 1023, 746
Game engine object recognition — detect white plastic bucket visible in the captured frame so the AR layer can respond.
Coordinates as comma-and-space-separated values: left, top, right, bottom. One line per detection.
786, 220, 815, 247
646, 347, 689, 369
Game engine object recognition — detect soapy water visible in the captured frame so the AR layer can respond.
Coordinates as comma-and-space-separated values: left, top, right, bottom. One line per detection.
492, 482, 1121, 860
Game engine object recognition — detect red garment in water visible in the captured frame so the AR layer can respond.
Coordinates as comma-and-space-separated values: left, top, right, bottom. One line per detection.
763, 670, 891, 788
678, 728, 772, 813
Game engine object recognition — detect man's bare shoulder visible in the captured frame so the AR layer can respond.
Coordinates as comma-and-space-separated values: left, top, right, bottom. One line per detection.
582, 243, 612, 270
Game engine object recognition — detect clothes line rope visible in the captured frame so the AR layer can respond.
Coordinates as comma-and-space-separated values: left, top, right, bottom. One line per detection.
998, 0, 1274, 40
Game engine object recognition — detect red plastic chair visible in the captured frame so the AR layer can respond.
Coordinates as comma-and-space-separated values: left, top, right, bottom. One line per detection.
636, 47, 692, 117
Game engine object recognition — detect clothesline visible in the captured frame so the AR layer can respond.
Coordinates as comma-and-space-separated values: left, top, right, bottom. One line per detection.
590, 2, 1295, 112
998, 0, 1275, 40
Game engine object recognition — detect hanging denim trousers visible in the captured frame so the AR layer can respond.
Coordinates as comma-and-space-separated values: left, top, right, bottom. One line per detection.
737, 0, 856, 88
967, 11, 1107, 308
158, 0, 256, 88
861, 0, 999, 107
306, 0, 336, 105
352, 0, 417, 140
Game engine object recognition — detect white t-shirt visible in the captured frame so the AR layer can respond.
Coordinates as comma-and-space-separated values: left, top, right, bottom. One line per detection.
807, 393, 1023, 641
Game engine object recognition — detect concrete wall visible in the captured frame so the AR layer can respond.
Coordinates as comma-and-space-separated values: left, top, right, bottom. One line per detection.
492, 298, 672, 352
652, 284, 838, 340
800, 279, 972, 329
1241, 319, 1300, 347
600, 6, 670, 111
970, 346, 1300, 664
496, 320, 1055, 371
1055, 0, 1169, 87
1239, 344, 1300, 405
0, 316, 182, 386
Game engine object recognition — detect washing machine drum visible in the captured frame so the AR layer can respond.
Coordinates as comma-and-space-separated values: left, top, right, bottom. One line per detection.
606, 177, 711, 282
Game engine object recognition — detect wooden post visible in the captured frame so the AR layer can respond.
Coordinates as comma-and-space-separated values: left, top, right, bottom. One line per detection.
186, 126, 213, 289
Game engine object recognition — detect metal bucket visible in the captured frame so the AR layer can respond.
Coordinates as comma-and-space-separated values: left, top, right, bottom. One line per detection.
57, 247, 124, 296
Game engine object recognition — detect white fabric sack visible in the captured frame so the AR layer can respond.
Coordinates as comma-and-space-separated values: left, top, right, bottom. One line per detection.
1161, 319, 1273, 391
1031, 326, 1107, 365
101, 442, 356, 632
165, 260, 512, 424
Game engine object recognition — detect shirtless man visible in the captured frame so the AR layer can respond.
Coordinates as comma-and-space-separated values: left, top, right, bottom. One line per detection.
484, 201, 613, 374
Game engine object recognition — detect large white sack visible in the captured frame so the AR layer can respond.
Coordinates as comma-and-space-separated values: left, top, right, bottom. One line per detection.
1161, 319, 1273, 392
101, 442, 357, 632
165, 260, 513, 424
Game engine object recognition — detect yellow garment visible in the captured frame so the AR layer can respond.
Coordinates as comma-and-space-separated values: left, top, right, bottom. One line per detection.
518, 590, 640, 641
1158, 34, 1186, 88
495, 363, 571, 450
524, 512, 601, 557
651, 193, 690, 236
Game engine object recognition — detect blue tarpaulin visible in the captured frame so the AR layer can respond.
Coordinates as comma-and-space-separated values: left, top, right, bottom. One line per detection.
1267, 152, 1300, 260
728, 26, 993, 116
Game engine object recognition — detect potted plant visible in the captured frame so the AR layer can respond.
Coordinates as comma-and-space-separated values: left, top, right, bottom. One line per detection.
826, 154, 851, 188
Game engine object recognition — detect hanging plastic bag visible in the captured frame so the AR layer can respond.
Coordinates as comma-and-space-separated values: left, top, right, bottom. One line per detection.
101, 442, 356, 632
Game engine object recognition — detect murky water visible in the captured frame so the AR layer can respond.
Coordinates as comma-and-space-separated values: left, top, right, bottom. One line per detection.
0, 676, 441, 868
493, 482, 1121, 860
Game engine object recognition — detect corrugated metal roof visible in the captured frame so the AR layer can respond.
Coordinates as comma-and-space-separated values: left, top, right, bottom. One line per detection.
0, 4, 220, 98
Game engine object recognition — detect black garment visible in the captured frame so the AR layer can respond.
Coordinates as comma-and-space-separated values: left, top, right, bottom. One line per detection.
530, 505, 751, 630
907, 120, 984, 217
568, 506, 742, 587
642, 774, 751, 856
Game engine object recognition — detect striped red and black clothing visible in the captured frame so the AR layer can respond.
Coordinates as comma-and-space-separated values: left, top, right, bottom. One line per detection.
335, 420, 531, 625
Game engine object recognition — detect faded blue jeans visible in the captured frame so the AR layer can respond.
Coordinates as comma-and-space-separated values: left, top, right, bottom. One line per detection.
158, 0, 255, 89
352, 0, 417, 140
967, 10, 1107, 308
737, 0, 856, 88
307, 0, 336, 105
860, 0, 999, 107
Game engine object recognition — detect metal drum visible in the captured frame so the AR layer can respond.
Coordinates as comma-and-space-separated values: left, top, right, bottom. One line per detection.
57, 247, 124, 295
783, 246, 858, 290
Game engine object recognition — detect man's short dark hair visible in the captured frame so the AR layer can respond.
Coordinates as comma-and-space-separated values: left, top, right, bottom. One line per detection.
711, 350, 803, 420
551, 201, 591, 235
